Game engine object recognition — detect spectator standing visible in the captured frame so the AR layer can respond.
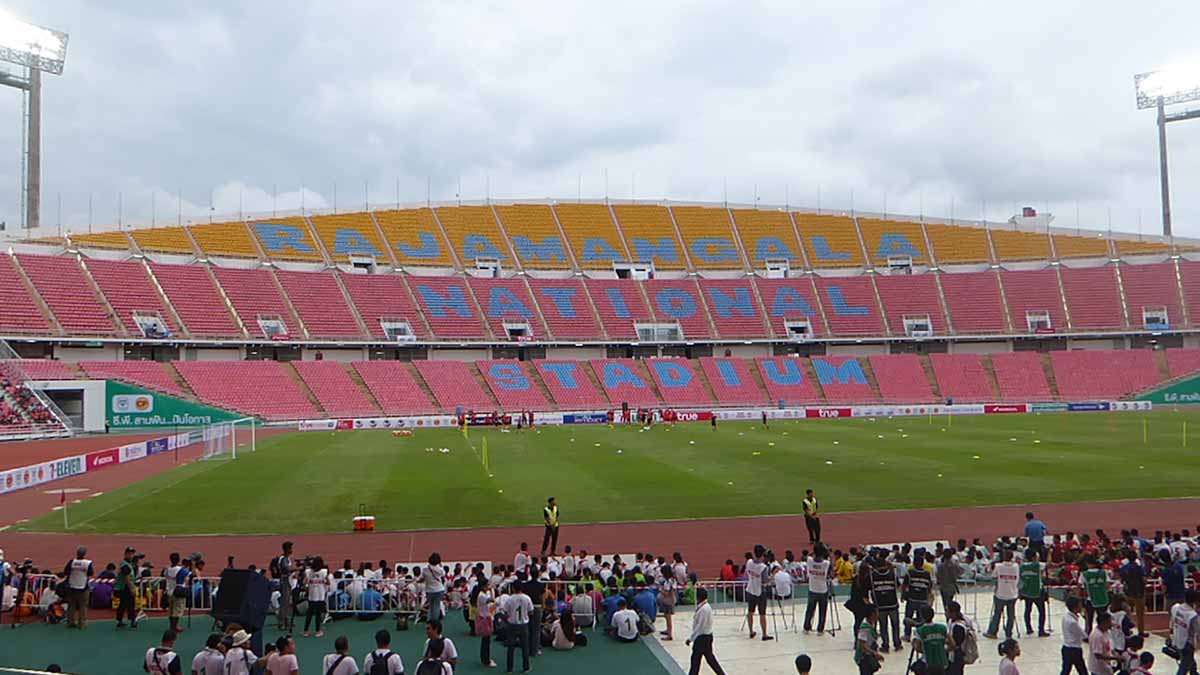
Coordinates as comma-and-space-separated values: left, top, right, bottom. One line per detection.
1060, 597, 1088, 675
903, 550, 935, 642
914, 605, 955, 675
542, 497, 560, 556
62, 546, 93, 629
1080, 557, 1110, 633
998, 638, 1021, 675
191, 633, 225, 675
143, 629, 182, 674
1018, 548, 1048, 637
804, 546, 832, 634
985, 550, 1019, 640
686, 588, 726, 675
273, 541, 295, 631
1024, 513, 1048, 560
115, 546, 139, 629
945, 601, 972, 675
803, 490, 821, 544
303, 556, 329, 638
423, 553, 447, 623
744, 546, 774, 641
224, 630, 264, 675
1118, 550, 1147, 635
321, 636, 358, 675
363, 629, 403, 675
505, 582, 534, 673
1087, 613, 1119, 675
1160, 551, 1188, 609
168, 558, 192, 634
868, 554, 900, 652
936, 548, 963, 616
475, 577, 498, 668
266, 635, 299, 675
1169, 591, 1199, 675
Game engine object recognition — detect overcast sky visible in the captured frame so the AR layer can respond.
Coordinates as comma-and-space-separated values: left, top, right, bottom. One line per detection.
0, 1, 1197, 239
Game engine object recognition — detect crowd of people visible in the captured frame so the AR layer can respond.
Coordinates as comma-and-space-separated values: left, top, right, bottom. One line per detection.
0, 371, 55, 429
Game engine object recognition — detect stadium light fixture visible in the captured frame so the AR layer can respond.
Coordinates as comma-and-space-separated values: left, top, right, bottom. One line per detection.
1135, 61, 1200, 238
0, 9, 68, 232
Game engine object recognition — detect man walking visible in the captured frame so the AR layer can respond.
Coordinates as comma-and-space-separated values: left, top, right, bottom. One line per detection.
62, 546, 93, 629
542, 497, 560, 556
802, 489, 821, 544
687, 588, 727, 675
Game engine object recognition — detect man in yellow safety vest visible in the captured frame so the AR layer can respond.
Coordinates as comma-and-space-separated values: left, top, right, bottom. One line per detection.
803, 489, 821, 544
542, 497, 560, 556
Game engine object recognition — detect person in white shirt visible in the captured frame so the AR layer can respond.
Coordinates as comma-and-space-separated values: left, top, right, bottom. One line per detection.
505, 583, 534, 673
416, 639, 454, 675
144, 629, 183, 675
322, 636, 359, 675
62, 546, 94, 629
610, 598, 640, 643
514, 543, 531, 572
1061, 597, 1088, 675
985, 550, 1020, 639
423, 553, 447, 623
561, 546, 578, 580
191, 633, 225, 675
686, 589, 727, 675
997, 638, 1021, 675
744, 546, 773, 641
266, 635, 299, 675
773, 565, 793, 600
363, 629, 403, 675
1087, 613, 1120, 675
804, 548, 832, 634
224, 630, 264, 675
423, 620, 458, 667
476, 578, 498, 668
1170, 591, 1200, 675
303, 557, 329, 638
672, 553, 689, 586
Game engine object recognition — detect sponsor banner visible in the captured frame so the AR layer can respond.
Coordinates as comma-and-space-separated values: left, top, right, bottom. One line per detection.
298, 420, 337, 432
119, 442, 148, 463
1030, 403, 1069, 412
336, 420, 354, 430
533, 412, 565, 426
1138, 374, 1200, 404
300, 416, 458, 431
673, 411, 713, 422
106, 380, 243, 428
807, 407, 852, 419
1110, 401, 1152, 412
1067, 402, 1111, 412
50, 455, 86, 480
0, 455, 87, 496
984, 404, 1028, 414
564, 412, 607, 425
85, 448, 119, 471
146, 437, 170, 456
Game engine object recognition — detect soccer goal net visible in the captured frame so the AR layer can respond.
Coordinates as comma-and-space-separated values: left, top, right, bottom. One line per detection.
201, 417, 257, 460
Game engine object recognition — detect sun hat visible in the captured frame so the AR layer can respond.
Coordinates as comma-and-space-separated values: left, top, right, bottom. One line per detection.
231, 630, 251, 647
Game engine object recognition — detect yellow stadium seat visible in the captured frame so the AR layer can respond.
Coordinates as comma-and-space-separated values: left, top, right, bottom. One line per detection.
1113, 237, 1173, 257
794, 213, 863, 267
732, 209, 803, 268
553, 203, 628, 269
435, 206, 513, 265
1052, 231, 1112, 259
188, 221, 260, 259
70, 231, 132, 251
612, 204, 686, 269
374, 209, 454, 267
311, 213, 390, 263
495, 204, 571, 269
248, 216, 325, 261
857, 218, 929, 265
924, 222, 991, 264
671, 205, 744, 269
989, 228, 1052, 261
130, 226, 195, 254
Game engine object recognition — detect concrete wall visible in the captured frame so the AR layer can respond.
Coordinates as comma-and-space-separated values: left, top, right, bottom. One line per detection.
303, 348, 367, 361
949, 341, 1011, 354
190, 347, 244, 361
827, 343, 888, 356
1066, 338, 1125, 350
428, 348, 490, 361
54, 344, 121, 361
30, 379, 106, 432
720, 344, 772, 359
545, 346, 607, 360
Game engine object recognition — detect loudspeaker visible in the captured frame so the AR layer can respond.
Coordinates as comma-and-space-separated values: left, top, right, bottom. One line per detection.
211, 568, 270, 629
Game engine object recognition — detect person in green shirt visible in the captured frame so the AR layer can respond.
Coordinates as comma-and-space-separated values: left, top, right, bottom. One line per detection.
1080, 557, 1110, 633
914, 605, 955, 675
855, 603, 883, 675
1019, 548, 1049, 637
114, 546, 140, 629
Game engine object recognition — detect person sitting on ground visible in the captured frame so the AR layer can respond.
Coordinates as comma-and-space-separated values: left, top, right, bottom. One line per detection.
609, 598, 640, 643
551, 608, 580, 650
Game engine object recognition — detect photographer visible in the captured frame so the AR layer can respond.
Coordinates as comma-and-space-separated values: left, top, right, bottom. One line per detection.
913, 605, 955, 675
903, 549, 935, 643
984, 549, 1019, 640
271, 541, 295, 631
868, 551, 901, 652
115, 547, 142, 629
62, 546, 93, 629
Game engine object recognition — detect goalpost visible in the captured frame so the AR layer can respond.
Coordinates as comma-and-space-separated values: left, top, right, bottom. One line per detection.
201, 417, 257, 460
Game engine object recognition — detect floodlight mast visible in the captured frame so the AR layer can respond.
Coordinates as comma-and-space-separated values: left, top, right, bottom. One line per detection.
0, 13, 68, 231
1135, 68, 1200, 237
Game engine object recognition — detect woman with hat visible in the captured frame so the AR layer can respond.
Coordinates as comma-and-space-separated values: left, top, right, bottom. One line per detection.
224, 629, 266, 675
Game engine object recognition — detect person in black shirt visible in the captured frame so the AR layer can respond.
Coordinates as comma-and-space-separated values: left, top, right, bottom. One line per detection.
903, 550, 935, 641
869, 555, 900, 652
945, 601, 969, 675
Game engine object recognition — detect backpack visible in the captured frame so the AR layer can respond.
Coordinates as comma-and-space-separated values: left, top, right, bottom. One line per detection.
415, 659, 444, 675
269, 555, 283, 579
636, 611, 654, 636
367, 651, 395, 675
955, 619, 979, 665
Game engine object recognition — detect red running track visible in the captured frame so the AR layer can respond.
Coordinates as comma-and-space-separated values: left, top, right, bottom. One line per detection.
0, 433, 165, 470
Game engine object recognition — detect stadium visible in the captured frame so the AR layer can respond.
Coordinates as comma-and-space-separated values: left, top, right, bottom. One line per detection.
1, 4, 1200, 675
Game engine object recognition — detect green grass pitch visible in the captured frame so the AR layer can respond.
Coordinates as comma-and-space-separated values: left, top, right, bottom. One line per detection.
18, 409, 1200, 535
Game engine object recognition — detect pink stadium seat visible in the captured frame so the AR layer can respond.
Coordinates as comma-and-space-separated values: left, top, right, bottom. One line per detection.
753, 357, 822, 405
1060, 266, 1125, 330
699, 357, 768, 405
527, 278, 602, 340
173, 360, 319, 421
590, 359, 661, 406
352, 361, 436, 415
939, 271, 1007, 334
79, 361, 186, 397
813, 276, 883, 336
1051, 349, 1160, 399
406, 276, 487, 339
212, 267, 299, 339
583, 279, 652, 339
643, 279, 713, 338
646, 358, 713, 406
812, 356, 878, 403
1000, 269, 1067, 334
85, 258, 178, 337
867, 354, 935, 403
874, 274, 947, 336
1166, 348, 1200, 379
533, 360, 608, 408
276, 270, 364, 339
989, 352, 1053, 401
478, 360, 551, 410
469, 277, 545, 339
292, 361, 379, 417
150, 263, 242, 338
1179, 262, 1200, 329
18, 255, 118, 335
413, 360, 495, 411
698, 278, 768, 338
1120, 262, 1183, 330
2, 359, 79, 380
929, 353, 994, 402
339, 272, 427, 339
752, 277, 828, 338
0, 255, 50, 334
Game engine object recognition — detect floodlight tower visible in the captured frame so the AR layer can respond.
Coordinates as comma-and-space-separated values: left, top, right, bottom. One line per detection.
0, 11, 68, 231
1135, 67, 1200, 237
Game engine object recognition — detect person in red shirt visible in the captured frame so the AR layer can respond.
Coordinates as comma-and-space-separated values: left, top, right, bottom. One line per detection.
719, 560, 738, 582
